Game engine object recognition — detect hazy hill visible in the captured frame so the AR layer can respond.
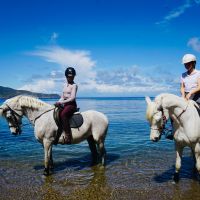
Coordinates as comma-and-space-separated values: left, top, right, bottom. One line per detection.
0, 86, 60, 99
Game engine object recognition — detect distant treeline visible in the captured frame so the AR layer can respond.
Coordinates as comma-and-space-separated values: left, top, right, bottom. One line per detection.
0, 86, 60, 99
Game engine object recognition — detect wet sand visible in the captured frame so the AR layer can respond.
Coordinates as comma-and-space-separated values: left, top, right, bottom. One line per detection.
1, 153, 200, 200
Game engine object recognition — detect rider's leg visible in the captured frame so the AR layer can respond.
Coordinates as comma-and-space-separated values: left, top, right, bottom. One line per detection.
60, 104, 76, 144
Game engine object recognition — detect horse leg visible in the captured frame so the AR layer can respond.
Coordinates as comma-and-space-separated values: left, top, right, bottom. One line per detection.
49, 146, 54, 170
87, 135, 98, 165
194, 143, 200, 181
191, 148, 197, 174
97, 141, 106, 166
43, 139, 52, 176
174, 144, 183, 183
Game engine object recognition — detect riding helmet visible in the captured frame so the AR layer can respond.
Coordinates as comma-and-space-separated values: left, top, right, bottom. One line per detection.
182, 54, 196, 64
65, 67, 76, 77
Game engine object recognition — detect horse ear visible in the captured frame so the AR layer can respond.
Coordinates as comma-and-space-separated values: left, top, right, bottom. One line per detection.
0, 104, 7, 116
145, 96, 152, 105
0, 106, 4, 116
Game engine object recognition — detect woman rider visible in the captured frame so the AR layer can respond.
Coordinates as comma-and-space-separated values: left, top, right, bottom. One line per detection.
55, 67, 78, 144
181, 54, 200, 104
166, 54, 200, 140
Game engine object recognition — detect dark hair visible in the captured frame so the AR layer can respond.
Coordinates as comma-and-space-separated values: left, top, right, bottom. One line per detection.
65, 67, 76, 77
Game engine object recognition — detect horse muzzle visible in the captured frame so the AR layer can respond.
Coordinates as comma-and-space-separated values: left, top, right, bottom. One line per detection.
151, 137, 159, 142
11, 128, 21, 135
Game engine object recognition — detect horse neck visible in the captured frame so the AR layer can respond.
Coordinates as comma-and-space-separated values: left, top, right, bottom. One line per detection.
23, 105, 52, 124
162, 95, 188, 119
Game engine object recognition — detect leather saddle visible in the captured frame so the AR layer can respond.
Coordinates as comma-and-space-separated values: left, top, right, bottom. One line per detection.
194, 104, 200, 117
53, 106, 84, 145
53, 107, 83, 129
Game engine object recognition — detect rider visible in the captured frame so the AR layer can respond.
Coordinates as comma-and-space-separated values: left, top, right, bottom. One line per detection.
166, 54, 200, 140
55, 67, 78, 144
181, 54, 200, 104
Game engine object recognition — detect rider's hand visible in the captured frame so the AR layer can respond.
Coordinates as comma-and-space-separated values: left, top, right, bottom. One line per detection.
185, 93, 192, 100
54, 102, 61, 107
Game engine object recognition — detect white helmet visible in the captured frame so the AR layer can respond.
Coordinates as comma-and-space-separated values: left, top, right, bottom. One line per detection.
182, 54, 196, 64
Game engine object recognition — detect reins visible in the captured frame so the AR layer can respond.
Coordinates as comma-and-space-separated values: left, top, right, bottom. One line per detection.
176, 102, 189, 119
33, 108, 55, 124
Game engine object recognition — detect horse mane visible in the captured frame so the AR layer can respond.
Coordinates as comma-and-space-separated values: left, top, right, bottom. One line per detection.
146, 93, 171, 122
5, 95, 50, 109
146, 101, 156, 122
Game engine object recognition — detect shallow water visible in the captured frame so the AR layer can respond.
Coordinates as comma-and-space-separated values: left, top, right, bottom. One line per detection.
0, 97, 200, 200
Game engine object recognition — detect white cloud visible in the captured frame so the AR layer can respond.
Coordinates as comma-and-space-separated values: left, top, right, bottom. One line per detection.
29, 46, 95, 67
187, 37, 200, 52
23, 45, 178, 96
19, 79, 56, 93
77, 66, 177, 95
29, 46, 96, 83
156, 0, 195, 25
22, 46, 97, 94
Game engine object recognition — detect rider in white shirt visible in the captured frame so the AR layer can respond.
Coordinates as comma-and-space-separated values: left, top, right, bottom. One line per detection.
55, 67, 78, 144
181, 54, 200, 104
166, 54, 200, 140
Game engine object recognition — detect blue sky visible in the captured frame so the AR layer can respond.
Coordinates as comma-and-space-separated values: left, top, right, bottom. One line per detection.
0, 0, 200, 97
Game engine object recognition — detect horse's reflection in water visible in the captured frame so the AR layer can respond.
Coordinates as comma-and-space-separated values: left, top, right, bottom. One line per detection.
42, 167, 110, 200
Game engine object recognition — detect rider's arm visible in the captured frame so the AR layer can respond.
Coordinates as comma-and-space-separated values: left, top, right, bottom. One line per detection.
188, 78, 200, 96
180, 82, 185, 98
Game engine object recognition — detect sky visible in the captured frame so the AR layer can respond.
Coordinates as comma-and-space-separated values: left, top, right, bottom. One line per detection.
0, 0, 200, 97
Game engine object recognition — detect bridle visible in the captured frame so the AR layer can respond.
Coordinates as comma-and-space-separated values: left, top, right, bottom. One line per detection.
5, 104, 24, 133
150, 102, 189, 137
150, 109, 168, 136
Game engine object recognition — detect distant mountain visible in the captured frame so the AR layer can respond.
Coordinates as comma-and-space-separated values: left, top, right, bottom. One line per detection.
0, 86, 60, 99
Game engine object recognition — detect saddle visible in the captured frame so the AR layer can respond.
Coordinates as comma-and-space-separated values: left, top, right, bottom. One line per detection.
53, 106, 84, 145
194, 104, 200, 117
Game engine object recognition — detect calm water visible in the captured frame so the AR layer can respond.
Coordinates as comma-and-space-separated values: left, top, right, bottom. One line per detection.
0, 97, 200, 200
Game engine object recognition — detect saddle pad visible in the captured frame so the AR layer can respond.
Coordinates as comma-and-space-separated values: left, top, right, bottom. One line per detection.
69, 112, 83, 128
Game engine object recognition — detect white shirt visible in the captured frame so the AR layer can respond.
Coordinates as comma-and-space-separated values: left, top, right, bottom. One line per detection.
58, 83, 78, 103
181, 69, 200, 93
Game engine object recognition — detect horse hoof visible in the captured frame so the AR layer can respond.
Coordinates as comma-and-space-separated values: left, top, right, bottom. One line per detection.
173, 172, 179, 183
43, 168, 50, 176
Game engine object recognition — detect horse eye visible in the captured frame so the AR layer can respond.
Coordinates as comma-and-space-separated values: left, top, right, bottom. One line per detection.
7, 115, 12, 120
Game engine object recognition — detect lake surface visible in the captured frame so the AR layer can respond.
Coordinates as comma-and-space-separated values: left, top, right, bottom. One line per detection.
0, 97, 200, 200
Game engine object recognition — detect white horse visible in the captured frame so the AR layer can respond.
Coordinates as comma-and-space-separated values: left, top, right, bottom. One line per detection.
145, 93, 200, 182
0, 95, 108, 175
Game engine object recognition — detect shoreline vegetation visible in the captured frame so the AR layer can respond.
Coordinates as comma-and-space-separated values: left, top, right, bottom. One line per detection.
0, 85, 154, 100
0, 85, 60, 99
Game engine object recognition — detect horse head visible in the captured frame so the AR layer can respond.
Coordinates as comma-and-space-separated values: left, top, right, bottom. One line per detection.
145, 96, 169, 142
0, 96, 24, 135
